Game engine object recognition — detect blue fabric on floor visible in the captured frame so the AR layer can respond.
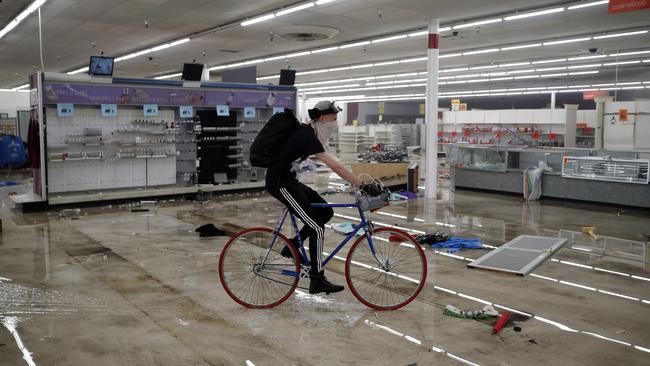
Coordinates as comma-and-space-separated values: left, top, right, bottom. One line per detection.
0, 181, 17, 186
431, 237, 486, 253
331, 222, 365, 236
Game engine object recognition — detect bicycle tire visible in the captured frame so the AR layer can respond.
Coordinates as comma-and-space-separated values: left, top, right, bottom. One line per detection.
219, 227, 300, 308
345, 227, 427, 310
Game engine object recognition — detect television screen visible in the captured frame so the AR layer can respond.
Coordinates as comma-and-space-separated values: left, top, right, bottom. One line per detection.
88, 56, 114, 77
182, 63, 204, 81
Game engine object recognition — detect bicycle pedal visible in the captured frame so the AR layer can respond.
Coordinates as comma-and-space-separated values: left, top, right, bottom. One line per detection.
300, 266, 312, 279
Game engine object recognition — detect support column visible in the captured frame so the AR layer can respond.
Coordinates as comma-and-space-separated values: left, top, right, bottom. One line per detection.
424, 18, 439, 200
550, 91, 556, 110
594, 96, 613, 150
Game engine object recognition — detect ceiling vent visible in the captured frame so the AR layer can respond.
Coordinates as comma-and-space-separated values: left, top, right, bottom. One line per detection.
271, 25, 340, 42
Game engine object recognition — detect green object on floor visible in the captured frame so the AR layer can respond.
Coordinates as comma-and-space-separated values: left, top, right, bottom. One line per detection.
443, 305, 499, 320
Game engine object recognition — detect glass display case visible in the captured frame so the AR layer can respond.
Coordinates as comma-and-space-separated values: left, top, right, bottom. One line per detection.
455, 146, 508, 172
562, 156, 649, 184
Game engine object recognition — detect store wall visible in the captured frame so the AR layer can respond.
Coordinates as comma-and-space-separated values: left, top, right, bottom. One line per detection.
0, 90, 30, 117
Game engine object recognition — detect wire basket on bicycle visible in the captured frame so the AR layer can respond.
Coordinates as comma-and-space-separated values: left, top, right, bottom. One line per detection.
354, 177, 391, 211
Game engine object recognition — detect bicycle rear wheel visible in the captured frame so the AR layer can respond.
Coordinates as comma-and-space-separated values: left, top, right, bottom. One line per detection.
219, 227, 300, 308
345, 228, 427, 310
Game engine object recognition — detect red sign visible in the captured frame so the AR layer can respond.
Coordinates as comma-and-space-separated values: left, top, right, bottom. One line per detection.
531, 131, 541, 140
451, 131, 458, 137
609, 0, 650, 13
463, 129, 471, 137
583, 90, 609, 100
437, 131, 444, 137
550, 132, 557, 141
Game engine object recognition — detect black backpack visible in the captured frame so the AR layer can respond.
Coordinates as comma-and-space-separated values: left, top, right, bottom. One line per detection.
250, 108, 301, 167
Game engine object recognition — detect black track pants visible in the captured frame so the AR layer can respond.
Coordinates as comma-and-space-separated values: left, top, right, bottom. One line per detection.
268, 180, 333, 272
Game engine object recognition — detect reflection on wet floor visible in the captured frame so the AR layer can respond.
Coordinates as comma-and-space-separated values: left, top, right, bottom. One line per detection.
0, 187, 649, 365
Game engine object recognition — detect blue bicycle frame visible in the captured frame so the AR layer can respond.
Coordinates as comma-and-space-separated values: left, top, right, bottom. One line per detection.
268, 203, 378, 271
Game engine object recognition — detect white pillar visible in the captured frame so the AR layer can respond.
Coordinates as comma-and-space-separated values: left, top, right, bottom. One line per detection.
550, 92, 556, 110
594, 96, 613, 150
424, 18, 439, 200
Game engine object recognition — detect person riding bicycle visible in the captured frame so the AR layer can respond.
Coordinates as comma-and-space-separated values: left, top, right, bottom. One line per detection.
265, 100, 362, 295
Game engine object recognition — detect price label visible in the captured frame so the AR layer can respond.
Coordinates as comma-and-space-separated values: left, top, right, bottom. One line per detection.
57, 103, 74, 117
101, 104, 117, 117
244, 107, 256, 118
143, 104, 159, 117
179, 105, 193, 118
216, 105, 229, 116
273, 107, 284, 115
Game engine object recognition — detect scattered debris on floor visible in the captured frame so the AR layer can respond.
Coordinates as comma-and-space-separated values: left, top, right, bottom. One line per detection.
514, 326, 522, 332
443, 304, 499, 320
60, 208, 81, 220
415, 232, 451, 245
0, 181, 17, 186
331, 222, 365, 236
582, 226, 598, 240
195, 223, 227, 237
416, 232, 486, 253
492, 312, 511, 334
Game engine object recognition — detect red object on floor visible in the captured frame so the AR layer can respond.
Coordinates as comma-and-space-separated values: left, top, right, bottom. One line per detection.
493, 312, 511, 334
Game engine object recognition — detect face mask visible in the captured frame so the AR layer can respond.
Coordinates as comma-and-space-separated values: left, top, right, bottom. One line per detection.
314, 121, 338, 148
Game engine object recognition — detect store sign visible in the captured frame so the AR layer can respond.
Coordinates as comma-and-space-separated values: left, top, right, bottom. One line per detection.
582, 90, 609, 100
179, 105, 193, 118
459, 103, 468, 111
216, 105, 229, 116
57, 103, 74, 117
419, 103, 425, 115
378, 102, 385, 115
143, 104, 159, 117
451, 99, 461, 111
619, 108, 628, 122
244, 107, 256, 118
101, 104, 117, 117
608, 0, 650, 13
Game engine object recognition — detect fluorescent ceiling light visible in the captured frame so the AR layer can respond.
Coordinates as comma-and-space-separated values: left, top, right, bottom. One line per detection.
439, 26, 452, 32
12, 84, 30, 91
315, 0, 337, 4
540, 73, 568, 77
569, 70, 599, 75
439, 53, 462, 59
67, 67, 89, 75
114, 38, 190, 63
407, 31, 428, 37
453, 18, 502, 29
374, 61, 400, 66
536, 67, 566, 72
532, 58, 567, 64
400, 57, 427, 63
568, 55, 607, 60
154, 73, 182, 80
470, 65, 499, 70
505, 7, 565, 21
463, 48, 500, 55
372, 34, 408, 43
604, 60, 641, 66
264, 55, 287, 61
567, 63, 601, 69
608, 50, 650, 57
501, 43, 542, 50
543, 37, 591, 45
340, 41, 370, 49
241, 13, 275, 26
276, 2, 315, 16
312, 46, 339, 54
350, 63, 374, 69
257, 75, 278, 80
0, 0, 48, 40
568, 1, 609, 10
286, 51, 311, 58
499, 62, 530, 67
593, 30, 648, 39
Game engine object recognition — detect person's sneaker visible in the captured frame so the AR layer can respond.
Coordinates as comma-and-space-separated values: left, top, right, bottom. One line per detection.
309, 271, 344, 295
280, 237, 300, 261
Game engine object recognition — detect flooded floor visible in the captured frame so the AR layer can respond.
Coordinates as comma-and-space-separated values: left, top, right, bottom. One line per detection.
1, 184, 649, 365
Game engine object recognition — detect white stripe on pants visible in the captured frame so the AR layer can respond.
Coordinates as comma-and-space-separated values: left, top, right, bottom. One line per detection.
280, 188, 324, 272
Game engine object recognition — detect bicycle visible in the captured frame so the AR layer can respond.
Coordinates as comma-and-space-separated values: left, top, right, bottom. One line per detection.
218, 189, 427, 310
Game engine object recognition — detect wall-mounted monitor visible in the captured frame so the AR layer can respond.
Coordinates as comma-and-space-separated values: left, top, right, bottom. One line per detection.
182, 63, 204, 81
88, 56, 114, 77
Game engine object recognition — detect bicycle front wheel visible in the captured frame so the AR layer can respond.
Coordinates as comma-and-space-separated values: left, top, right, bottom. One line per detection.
219, 227, 300, 308
345, 228, 427, 310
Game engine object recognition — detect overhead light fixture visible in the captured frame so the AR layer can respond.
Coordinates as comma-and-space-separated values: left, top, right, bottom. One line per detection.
439, 26, 452, 32
453, 18, 502, 30
0, 0, 48, 40
374, 61, 400, 66
154, 73, 182, 80
532, 58, 567, 64
540, 73, 568, 77
499, 62, 530, 67
568, 1, 609, 10
569, 70, 599, 75
315, 0, 337, 4
114, 38, 190, 63
470, 65, 499, 70
501, 43, 542, 50
12, 84, 30, 91
504, 7, 565, 21
439, 53, 462, 59
67, 67, 89, 75
241, 13, 276, 26
568, 55, 607, 60
372, 34, 408, 43
400, 57, 427, 63
407, 30, 428, 37
463, 48, 500, 55
350, 63, 374, 69
312, 46, 339, 54
286, 51, 312, 58
543, 37, 591, 45
608, 50, 650, 57
603, 60, 641, 66
340, 41, 370, 49
593, 30, 648, 39
264, 55, 287, 62
276, 2, 315, 16
507, 68, 536, 74
536, 67, 567, 72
